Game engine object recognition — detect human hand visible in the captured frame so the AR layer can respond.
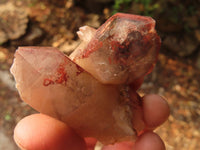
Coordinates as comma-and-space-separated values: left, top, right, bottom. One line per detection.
13, 93, 169, 150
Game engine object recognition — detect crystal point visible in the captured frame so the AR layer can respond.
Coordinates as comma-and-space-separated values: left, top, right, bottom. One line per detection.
71, 13, 161, 84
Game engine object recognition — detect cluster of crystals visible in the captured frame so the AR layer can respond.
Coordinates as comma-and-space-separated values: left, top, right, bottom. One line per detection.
10, 13, 160, 144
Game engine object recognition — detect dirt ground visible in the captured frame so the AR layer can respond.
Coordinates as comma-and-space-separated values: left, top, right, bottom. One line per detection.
0, 0, 200, 150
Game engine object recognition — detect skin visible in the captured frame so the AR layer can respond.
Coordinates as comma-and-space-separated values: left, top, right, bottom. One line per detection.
13, 92, 169, 150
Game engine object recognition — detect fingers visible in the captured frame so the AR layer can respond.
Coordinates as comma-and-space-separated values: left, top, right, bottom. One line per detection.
142, 94, 170, 129
101, 132, 165, 150
14, 114, 86, 150
130, 92, 170, 133
13, 94, 169, 150
133, 132, 165, 150
101, 141, 134, 150
94, 93, 169, 150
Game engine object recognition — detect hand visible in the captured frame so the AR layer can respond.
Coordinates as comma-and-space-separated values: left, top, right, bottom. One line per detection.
13, 94, 169, 150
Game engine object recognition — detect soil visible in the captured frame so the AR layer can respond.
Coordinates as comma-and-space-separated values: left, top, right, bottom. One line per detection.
0, 0, 200, 150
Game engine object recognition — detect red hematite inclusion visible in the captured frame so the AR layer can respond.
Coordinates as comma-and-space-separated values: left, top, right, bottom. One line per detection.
76, 64, 84, 76
81, 39, 103, 59
43, 64, 68, 86
43, 79, 54, 86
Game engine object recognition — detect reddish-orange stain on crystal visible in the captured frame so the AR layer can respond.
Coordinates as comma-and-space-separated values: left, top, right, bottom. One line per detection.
43, 79, 54, 86
76, 64, 84, 76
43, 64, 68, 86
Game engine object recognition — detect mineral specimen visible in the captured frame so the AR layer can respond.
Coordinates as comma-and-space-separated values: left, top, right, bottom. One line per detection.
10, 13, 161, 144
71, 13, 160, 84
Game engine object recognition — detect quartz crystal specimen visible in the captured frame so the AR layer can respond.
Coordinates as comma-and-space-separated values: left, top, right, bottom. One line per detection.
71, 13, 161, 84
10, 13, 161, 144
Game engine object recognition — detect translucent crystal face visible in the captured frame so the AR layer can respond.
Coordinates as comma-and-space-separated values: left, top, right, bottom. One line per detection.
71, 13, 161, 84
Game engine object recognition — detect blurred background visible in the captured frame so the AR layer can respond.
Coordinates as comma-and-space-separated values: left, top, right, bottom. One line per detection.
0, 0, 199, 149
